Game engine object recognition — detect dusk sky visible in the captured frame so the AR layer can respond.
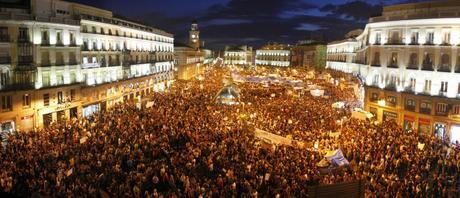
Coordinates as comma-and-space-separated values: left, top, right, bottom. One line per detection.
68, 0, 434, 49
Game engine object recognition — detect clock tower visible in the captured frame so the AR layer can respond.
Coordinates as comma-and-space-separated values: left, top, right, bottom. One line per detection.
188, 20, 200, 49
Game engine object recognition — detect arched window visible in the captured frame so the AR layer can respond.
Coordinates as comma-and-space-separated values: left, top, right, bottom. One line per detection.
422, 52, 433, 70
439, 54, 450, 72
408, 53, 418, 69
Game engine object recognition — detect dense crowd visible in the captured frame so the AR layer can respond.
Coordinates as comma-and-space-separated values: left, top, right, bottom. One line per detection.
1, 67, 459, 197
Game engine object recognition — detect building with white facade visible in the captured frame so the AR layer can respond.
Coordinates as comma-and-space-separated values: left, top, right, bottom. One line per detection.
256, 43, 291, 67
224, 45, 253, 66
0, 0, 174, 131
326, 1, 460, 143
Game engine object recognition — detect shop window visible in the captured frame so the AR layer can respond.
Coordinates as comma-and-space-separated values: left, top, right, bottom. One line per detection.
405, 99, 416, 111
22, 94, 30, 107
1, 95, 12, 111
43, 93, 50, 106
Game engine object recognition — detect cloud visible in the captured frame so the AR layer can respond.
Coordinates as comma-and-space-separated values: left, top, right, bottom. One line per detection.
295, 23, 323, 31
202, 19, 252, 26
320, 1, 383, 21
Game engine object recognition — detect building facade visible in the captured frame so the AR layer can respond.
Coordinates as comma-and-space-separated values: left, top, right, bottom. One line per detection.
256, 43, 291, 67
291, 40, 326, 70
0, 0, 174, 132
224, 45, 253, 66
175, 21, 211, 80
326, 1, 460, 143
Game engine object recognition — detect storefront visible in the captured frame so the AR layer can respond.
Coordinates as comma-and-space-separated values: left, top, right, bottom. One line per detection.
403, 115, 415, 132
83, 103, 100, 118
20, 115, 34, 131
450, 125, 460, 144
1, 120, 15, 133
434, 123, 447, 140
43, 113, 53, 127
418, 118, 431, 136
383, 110, 397, 122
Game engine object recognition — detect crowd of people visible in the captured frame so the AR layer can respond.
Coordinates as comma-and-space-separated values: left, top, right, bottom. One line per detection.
0, 66, 459, 197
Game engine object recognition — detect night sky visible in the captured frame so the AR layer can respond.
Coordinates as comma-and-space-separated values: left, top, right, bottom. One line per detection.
68, 0, 434, 49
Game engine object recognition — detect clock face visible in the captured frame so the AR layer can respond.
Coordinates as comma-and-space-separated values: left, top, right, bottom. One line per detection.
191, 35, 196, 39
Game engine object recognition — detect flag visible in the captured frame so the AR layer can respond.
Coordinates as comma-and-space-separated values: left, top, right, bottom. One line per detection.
325, 149, 349, 167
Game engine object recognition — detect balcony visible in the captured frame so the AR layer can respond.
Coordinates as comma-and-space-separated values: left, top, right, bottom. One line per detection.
420, 108, 432, 115
421, 64, 434, 71
385, 41, 404, 45
436, 111, 448, 116
81, 62, 101, 69
56, 41, 64, 47
17, 36, 29, 43
406, 65, 418, 70
17, 56, 33, 66
41, 40, 50, 46
387, 64, 398, 68
405, 105, 416, 112
424, 42, 435, 46
371, 63, 380, 67
108, 61, 120, 67
0, 34, 9, 42
437, 66, 451, 72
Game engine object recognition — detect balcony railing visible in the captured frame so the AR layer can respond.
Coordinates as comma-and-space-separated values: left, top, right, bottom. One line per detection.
421, 64, 434, 71
436, 111, 448, 116
387, 64, 398, 68
17, 36, 29, 43
371, 63, 380, 67
81, 62, 101, 69
405, 105, 416, 112
17, 56, 33, 66
420, 108, 432, 115
437, 66, 451, 72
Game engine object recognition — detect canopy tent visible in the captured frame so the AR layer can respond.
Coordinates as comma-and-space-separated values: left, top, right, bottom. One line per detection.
215, 83, 240, 105
351, 108, 374, 120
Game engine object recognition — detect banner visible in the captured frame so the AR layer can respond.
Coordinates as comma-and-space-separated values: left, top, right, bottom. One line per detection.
325, 149, 349, 167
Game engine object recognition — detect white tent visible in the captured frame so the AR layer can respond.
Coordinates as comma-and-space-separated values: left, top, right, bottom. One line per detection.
351, 108, 373, 120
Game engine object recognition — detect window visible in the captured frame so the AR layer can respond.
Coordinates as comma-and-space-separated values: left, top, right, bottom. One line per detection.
426, 32, 434, 44
436, 103, 448, 116
70, 89, 75, 101
440, 81, 448, 93
424, 80, 432, 93
69, 32, 76, 45
386, 95, 397, 107
18, 27, 28, 42
57, 91, 64, 104
41, 30, 49, 45
1, 95, 12, 111
56, 31, 63, 45
410, 78, 416, 91
420, 101, 432, 114
22, 94, 30, 107
411, 32, 418, 44
405, 99, 416, 111
390, 31, 400, 44
442, 32, 450, 45
0, 27, 8, 42
0, 71, 8, 86
389, 52, 398, 67
453, 105, 460, 115
43, 93, 50, 106
439, 54, 450, 71
372, 52, 380, 66
371, 92, 379, 102
375, 32, 381, 44
422, 53, 433, 70
92, 26, 97, 33
409, 53, 418, 69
